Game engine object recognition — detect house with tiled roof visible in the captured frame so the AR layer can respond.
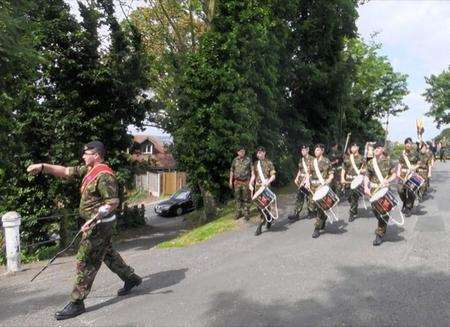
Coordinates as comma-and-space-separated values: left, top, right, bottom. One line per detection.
130, 135, 176, 171
129, 135, 186, 197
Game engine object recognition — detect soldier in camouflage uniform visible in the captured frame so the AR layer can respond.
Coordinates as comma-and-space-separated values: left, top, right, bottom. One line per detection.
416, 142, 433, 200
249, 146, 276, 236
341, 142, 365, 222
27, 141, 141, 320
229, 146, 252, 220
397, 137, 419, 217
288, 145, 312, 221
329, 143, 342, 195
364, 142, 397, 246
308, 144, 335, 239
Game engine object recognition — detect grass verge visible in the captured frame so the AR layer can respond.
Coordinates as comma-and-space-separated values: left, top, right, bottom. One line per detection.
156, 183, 295, 249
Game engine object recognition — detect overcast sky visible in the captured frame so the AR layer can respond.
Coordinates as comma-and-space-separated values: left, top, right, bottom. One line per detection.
357, 0, 450, 141
67, 0, 450, 140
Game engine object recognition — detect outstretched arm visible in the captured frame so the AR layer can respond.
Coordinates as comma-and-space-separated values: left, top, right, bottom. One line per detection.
27, 163, 70, 179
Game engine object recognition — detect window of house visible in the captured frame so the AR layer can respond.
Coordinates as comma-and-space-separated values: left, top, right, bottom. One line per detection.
143, 143, 154, 154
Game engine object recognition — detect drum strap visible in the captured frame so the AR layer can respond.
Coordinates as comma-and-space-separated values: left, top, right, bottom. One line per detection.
373, 157, 384, 184
350, 154, 360, 175
301, 157, 309, 175
257, 160, 267, 185
402, 152, 412, 170
313, 158, 325, 185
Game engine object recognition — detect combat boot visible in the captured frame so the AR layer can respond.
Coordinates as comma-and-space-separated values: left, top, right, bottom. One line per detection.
255, 223, 263, 236
348, 213, 356, 222
118, 274, 142, 296
312, 228, 320, 238
55, 300, 85, 320
373, 234, 383, 246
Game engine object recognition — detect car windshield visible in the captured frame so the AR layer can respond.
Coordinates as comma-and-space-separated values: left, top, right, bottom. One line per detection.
171, 190, 189, 201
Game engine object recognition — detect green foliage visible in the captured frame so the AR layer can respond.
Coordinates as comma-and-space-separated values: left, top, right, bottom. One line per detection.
342, 36, 409, 142
423, 65, 450, 128
117, 204, 146, 229
0, 0, 152, 249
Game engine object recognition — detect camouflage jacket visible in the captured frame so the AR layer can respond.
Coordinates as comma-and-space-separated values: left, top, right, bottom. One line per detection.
366, 155, 394, 185
230, 156, 252, 181
329, 149, 341, 167
398, 149, 419, 177
417, 152, 432, 170
68, 165, 119, 220
254, 159, 276, 185
297, 155, 312, 177
343, 153, 365, 178
308, 156, 334, 183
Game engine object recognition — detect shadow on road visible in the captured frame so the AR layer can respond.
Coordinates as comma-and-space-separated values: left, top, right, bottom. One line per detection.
86, 268, 188, 313
203, 265, 450, 326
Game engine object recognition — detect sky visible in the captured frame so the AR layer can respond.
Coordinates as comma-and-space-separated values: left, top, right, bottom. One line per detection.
356, 0, 450, 141
66, 0, 450, 141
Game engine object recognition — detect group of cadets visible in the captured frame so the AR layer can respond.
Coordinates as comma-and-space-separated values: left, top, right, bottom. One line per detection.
230, 137, 436, 246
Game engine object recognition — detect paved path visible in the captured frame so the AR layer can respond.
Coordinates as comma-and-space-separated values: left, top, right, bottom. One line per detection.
1, 162, 449, 326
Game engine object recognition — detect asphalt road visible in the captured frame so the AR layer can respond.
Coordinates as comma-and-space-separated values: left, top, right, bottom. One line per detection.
1, 162, 449, 327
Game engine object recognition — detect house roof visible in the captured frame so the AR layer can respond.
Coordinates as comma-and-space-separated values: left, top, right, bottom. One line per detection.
133, 134, 166, 153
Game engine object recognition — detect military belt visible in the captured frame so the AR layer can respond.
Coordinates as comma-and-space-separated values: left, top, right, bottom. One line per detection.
99, 215, 116, 224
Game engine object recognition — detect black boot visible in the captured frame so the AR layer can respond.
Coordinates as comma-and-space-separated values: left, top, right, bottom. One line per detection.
373, 234, 384, 246
118, 274, 142, 296
348, 213, 356, 222
255, 223, 263, 236
55, 300, 85, 320
266, 221, 272, 230
404, 207, 412, 217
312, 228, 320, 238
401, 204, 406, 213
288, 214, 299, 221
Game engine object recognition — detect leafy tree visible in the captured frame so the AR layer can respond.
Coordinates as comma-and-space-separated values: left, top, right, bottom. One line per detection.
342, 36, 409, 141
286, 0, 359, 149
423, 65, 450, 128
0, 0, 152, 247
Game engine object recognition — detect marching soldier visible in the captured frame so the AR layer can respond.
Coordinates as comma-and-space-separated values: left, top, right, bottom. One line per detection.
397, 137, 419, 217
341, 142, 365, 222
229, 146, 252, 220
27, 141, 142, 320
364, 141, 397, 246
329, 142, 341, 194
417, 142, 433, 200
289, 145, 312, 221
308, 144, 335, 239
249, 146, 276, 236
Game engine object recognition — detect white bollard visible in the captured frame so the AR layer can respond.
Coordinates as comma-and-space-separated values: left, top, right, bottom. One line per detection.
2, 212, 22, 273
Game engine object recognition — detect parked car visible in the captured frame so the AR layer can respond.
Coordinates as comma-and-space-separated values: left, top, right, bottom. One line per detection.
154, 187, 195, 217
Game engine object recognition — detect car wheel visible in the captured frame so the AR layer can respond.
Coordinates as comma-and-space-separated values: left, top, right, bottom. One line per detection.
176, 207, 183, 216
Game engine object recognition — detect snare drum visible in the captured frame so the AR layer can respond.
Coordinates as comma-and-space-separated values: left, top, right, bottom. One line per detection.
252, 187, 275, 210
350, 175, 365, 197
312, 185, 339, 212
404, 172, 425, 193
370, 187, 398, 215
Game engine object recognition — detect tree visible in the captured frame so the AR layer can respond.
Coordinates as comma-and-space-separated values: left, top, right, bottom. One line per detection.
0, 0, 152, 247
423, 66, 450, 128
286, 0, 359, 150
342, 36, 409, 141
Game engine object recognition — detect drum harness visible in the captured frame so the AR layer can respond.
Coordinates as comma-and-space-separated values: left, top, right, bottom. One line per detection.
313, 158, 339, 223
372, 156, 404, 226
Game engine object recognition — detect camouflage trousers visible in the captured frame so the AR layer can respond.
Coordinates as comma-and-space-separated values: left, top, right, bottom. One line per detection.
373, 210, 390, 237
308, 184, 328, 229
345, 185, 360, 216
233, 181, 251, 219
398, 185, 415, 210
417, 171, 429, 199
293, 188, 308, 218
71, 221, 135, 302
